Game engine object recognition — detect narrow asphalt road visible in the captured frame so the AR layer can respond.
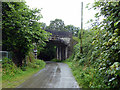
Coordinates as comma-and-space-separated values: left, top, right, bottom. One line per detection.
18, 61, 79, 88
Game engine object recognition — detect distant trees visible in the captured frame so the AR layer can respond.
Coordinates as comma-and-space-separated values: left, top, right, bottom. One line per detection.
46, 19, 65, 31
46, 18, 80, 36
2, 2, 50, 66
65, 25, 80, 36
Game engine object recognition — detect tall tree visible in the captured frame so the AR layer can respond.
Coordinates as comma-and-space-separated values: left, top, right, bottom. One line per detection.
47, 19, 65, 31
2, 2, 50, 66
40, 22, 47, 30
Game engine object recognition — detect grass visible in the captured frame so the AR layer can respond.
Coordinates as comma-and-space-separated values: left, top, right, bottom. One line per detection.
2, 65, 45, 88
51, 58, 63, 62
64, 60, 94, 88
64, 60, 107, 88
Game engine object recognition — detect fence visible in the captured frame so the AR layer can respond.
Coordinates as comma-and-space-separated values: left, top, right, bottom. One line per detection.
0, 51, 12, 61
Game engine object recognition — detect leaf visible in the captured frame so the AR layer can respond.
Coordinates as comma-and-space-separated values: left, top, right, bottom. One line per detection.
109, 77, 116, 82
114, 20, 120, 26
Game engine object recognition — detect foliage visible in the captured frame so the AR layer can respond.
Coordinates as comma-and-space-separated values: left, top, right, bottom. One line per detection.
90, 1, 120, 88
2, 56, 46, 88
2, 58, 23, 76
66, 60, 108, 88
2, 64, 45, 88
2, 2, 50, 66
65, 25, 80, 36
51, 58, 64, 62
2, 67, 40, 88
72, 36, 80, 42
72, 30, 94, 60
28, 59, 46, 68
40, 22, 47, 30
2, 57, 46, 82
46, 19, 65, 31
68, 1, 120, 88
46, 18, 80, 36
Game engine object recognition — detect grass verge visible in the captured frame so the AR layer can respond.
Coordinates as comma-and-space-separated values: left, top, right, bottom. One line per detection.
64, 60, 106, 88
64, 60, 94, 88
2, 63, 45, 88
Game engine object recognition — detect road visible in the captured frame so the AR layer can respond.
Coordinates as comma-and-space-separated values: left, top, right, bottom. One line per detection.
18, 61, 79, 88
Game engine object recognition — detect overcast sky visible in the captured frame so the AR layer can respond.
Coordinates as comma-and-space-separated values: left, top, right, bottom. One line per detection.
25, 0, 97, 29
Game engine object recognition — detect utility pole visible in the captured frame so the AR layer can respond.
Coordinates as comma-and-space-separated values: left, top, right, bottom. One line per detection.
80, 2, 83, 54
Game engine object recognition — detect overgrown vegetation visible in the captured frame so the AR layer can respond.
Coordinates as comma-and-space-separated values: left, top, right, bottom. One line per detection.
66, 1, 120, 88
2, 2, 50, 66
42, 18, 79, 36
2, 0, 120, 89
2, 54, 46, 88
2, 2, 48, 87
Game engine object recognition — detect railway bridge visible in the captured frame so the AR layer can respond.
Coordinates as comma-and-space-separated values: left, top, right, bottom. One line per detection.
46, 30, 73, 60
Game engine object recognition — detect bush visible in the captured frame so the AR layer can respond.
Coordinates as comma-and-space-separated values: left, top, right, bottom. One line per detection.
79, 58, 85, 65
2, 58, 46, 76
2, 58, 23, 76
34, 59, 46, 68
28, 59, 46, 69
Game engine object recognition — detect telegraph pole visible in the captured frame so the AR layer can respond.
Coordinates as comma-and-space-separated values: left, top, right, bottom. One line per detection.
80, 2, 83, 54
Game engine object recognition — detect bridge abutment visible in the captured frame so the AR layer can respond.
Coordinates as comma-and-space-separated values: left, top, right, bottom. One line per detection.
57, 46, 61, 60
61, 46, 65, 60
45, 30, 73, 61
65, 46, 68, 59
59, 46, 61, 60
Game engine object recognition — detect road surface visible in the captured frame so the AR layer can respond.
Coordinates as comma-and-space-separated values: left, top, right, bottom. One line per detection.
18, 61, 79, 88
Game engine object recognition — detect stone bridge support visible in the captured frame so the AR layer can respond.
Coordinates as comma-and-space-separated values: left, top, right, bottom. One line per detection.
56, 46, 68, 60
65, 46, 68, 59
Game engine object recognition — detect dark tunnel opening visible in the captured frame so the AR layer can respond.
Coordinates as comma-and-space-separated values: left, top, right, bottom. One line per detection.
38, 42, 56, 61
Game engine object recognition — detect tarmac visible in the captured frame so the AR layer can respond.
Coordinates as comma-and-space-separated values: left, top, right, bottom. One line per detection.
18, 61, 79, 88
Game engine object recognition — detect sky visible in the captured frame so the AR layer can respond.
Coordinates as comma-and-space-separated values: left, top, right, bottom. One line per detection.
25, 0, 97, 29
